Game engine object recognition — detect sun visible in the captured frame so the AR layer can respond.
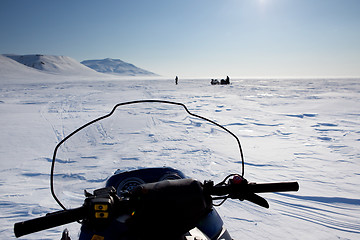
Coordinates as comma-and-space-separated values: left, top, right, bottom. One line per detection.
257, 0, 271, 12
258, 0, 269, 6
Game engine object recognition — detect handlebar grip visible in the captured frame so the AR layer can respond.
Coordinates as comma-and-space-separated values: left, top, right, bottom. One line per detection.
14, 206, 86, 238
209, 181, 299, 196
249, 182, 299, 193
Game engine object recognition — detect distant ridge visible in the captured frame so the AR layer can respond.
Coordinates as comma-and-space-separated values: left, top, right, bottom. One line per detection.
81, 58, 158, 76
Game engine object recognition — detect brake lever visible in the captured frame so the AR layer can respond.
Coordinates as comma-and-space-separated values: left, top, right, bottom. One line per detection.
228, 175, 269, 208
242, 192, 269, 208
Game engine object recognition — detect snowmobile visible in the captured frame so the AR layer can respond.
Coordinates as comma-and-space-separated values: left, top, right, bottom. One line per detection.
211, 76, 230, 85
14, 100, 299, 240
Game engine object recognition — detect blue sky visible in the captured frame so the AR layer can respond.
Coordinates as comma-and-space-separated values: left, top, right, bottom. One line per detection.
1, 0, 360, 78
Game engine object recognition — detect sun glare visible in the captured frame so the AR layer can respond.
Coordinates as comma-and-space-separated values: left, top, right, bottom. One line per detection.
258, 0, 268, 5
257, 0, 271, 13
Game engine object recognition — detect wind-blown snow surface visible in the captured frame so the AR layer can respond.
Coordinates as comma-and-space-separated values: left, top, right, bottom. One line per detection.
0, 76, 359, 239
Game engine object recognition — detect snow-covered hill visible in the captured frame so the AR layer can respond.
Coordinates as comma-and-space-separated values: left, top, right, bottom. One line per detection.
5, 54, 102, 76
81, 58, 158, 76
0, 54, 115, 84
0, 54, 51, 80
0, 54, 158, 83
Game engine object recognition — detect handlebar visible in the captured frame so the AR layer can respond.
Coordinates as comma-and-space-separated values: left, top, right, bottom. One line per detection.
14, 177, 299, 238
206, 177, 299, 208
249, 181, 299, 193
209, 181, 299, 196
14, 207, 86, 238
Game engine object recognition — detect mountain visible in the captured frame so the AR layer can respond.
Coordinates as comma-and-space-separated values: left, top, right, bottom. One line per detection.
81, 58, 158, 76
5, 54, 101, 76
0, 54, 42, 75
0, 54, 59, 83
1, 54, 158, 84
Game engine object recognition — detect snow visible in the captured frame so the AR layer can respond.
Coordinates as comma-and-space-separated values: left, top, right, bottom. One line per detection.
0, 66, 359, 240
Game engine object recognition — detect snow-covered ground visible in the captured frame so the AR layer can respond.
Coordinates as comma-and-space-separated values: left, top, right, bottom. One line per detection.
0, 75, 359, 239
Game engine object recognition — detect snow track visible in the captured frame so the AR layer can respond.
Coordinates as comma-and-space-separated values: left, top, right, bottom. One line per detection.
0, 78, 359, 239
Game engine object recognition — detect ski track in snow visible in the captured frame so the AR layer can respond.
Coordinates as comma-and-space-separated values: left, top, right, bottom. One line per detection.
0, 78, 359, 239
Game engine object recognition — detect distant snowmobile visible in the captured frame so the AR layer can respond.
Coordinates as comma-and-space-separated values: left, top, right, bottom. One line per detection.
14, 100, 299, 240
211, 79, 220, 85
211, 76, 230, 85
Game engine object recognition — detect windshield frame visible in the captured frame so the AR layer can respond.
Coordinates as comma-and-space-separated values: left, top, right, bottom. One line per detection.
50, 99, 245, 210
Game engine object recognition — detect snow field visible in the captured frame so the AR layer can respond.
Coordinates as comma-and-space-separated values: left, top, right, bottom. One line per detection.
0, 78, 359, 239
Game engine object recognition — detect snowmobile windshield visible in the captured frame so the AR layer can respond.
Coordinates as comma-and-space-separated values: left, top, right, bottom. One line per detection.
51, 100, 244, 209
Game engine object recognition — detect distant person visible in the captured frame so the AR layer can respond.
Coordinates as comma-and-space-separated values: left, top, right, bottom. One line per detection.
175, 76, 178, 85
220, 76, 230, 85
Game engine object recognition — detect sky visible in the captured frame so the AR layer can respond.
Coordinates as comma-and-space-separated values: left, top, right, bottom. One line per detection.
1, 0, 360, 78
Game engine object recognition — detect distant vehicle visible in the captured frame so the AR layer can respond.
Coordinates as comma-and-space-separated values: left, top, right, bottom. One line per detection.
211, 76, 230, 85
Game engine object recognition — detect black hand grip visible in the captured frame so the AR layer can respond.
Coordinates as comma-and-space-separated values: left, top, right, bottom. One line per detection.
209, 181, 299, 196
249, 182, 299, 193
14, 207, 86, 238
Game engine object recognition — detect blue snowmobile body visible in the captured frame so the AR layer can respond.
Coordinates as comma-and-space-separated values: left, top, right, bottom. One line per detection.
79, 167, 231, 240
